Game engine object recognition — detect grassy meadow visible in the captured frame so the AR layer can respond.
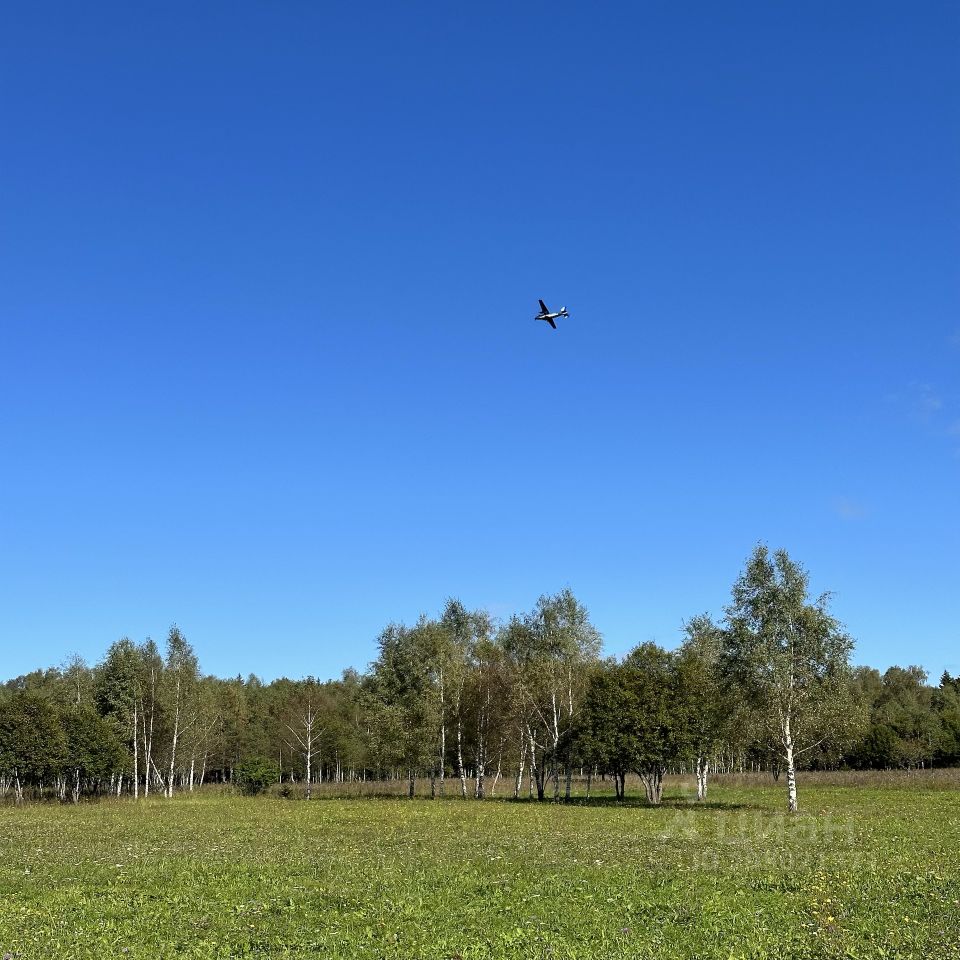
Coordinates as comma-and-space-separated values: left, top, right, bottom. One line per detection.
1, 774, 958, 959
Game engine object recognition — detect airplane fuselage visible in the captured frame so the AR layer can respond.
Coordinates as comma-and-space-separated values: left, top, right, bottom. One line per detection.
535, 300, 569, 329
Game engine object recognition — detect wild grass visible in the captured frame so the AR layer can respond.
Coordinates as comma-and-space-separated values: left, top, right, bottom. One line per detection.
264, 766, 960, 800
0, 779, 958, 959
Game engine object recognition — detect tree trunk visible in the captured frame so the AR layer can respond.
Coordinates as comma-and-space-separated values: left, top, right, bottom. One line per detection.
166, 688, 180, 799
525, 724, 545, 801
551, 692, 560, 800
491, 747, 502, 798
640, 767, 663, 805
514, 730, 526, 799
438, 669, 446, 797
150, 756, 167, 793
456, 716, 467, 799
784, 717, 798, 813
132, 701, 139, 800
144, 678, 156, 798
696, 755, 709, 801
475, 713, 486, 799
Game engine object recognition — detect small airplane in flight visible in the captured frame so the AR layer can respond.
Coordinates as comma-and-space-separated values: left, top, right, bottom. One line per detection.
535, 299, 569, 330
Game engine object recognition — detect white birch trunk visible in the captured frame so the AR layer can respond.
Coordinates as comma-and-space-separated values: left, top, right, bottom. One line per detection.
696, 755, 709, 801
514, 730, 526, 799
491, 748, 502, 798
166, 674, 181, 799
438, 668, 446, 796
551, 692, 561, 799
132, 701, 139, 800
144, 673, 156, 798
784, 715, 798, 813
456, 716, 467, 799
526, 724, 545, 800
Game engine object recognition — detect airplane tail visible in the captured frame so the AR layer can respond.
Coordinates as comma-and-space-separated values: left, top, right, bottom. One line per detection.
560, 306, 568, 317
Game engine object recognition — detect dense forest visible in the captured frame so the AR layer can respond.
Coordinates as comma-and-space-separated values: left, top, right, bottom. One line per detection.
2, 546, 958, 811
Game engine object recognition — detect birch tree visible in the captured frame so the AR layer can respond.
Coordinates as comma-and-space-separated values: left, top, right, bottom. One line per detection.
502, 589, 600, 800
61, 653, 92, 706
676, 614, 730, 801
140, 638, 163, 797
162, 626, 199, 798
184, 678, 219, 791
285, 700, 321, 798
366, 621, 439, 797
722, 545, 856, 813
438, 600, 481, 798
94, 637, 144, 798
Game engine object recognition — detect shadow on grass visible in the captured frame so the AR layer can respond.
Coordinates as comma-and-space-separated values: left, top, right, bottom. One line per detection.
506, 795, 759, 812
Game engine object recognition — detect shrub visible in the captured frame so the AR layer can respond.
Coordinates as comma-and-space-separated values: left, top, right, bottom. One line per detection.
234, 757, 278, 796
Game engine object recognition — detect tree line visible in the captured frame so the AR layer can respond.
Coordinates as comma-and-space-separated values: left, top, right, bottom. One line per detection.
2, 546, 958, 812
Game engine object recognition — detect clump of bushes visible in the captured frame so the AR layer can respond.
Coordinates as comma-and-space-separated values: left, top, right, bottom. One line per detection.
234, 757, 278, 796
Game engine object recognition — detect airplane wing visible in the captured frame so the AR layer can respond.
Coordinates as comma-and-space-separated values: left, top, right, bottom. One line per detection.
547, 317, 557, 329
538, 299, 549, 313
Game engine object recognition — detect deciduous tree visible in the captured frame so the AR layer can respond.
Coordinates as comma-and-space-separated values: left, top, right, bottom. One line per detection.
722, 545, 857, 812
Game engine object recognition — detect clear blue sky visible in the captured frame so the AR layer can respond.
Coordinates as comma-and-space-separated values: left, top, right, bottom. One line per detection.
2, 2, 958, 683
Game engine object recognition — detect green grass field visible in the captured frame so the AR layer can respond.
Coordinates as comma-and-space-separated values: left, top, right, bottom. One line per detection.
1, 776, 958, 959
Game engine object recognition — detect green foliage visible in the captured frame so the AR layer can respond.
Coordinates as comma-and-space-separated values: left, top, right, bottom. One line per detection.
234, 757, 278, 795
0, 692, 67, 782
847, 666, 959, 769
676, 613, 732, 759
0, 567, 954, 807
576, 645, 691, 803
723, 546, 857, 740
366, 620, 443, 777
62, 705, 126, 780
721, 545, 860, 810
94, 637, 143, 725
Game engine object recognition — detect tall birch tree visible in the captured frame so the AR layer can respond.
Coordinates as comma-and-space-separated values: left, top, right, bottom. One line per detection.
285, 699, 321, 798
502, 589, 600, 800
162, 626, 199, 798
722, 545, 856, 813
676, 614, 730, 801
438, 600, 481, 798
94, 637, 144, 798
